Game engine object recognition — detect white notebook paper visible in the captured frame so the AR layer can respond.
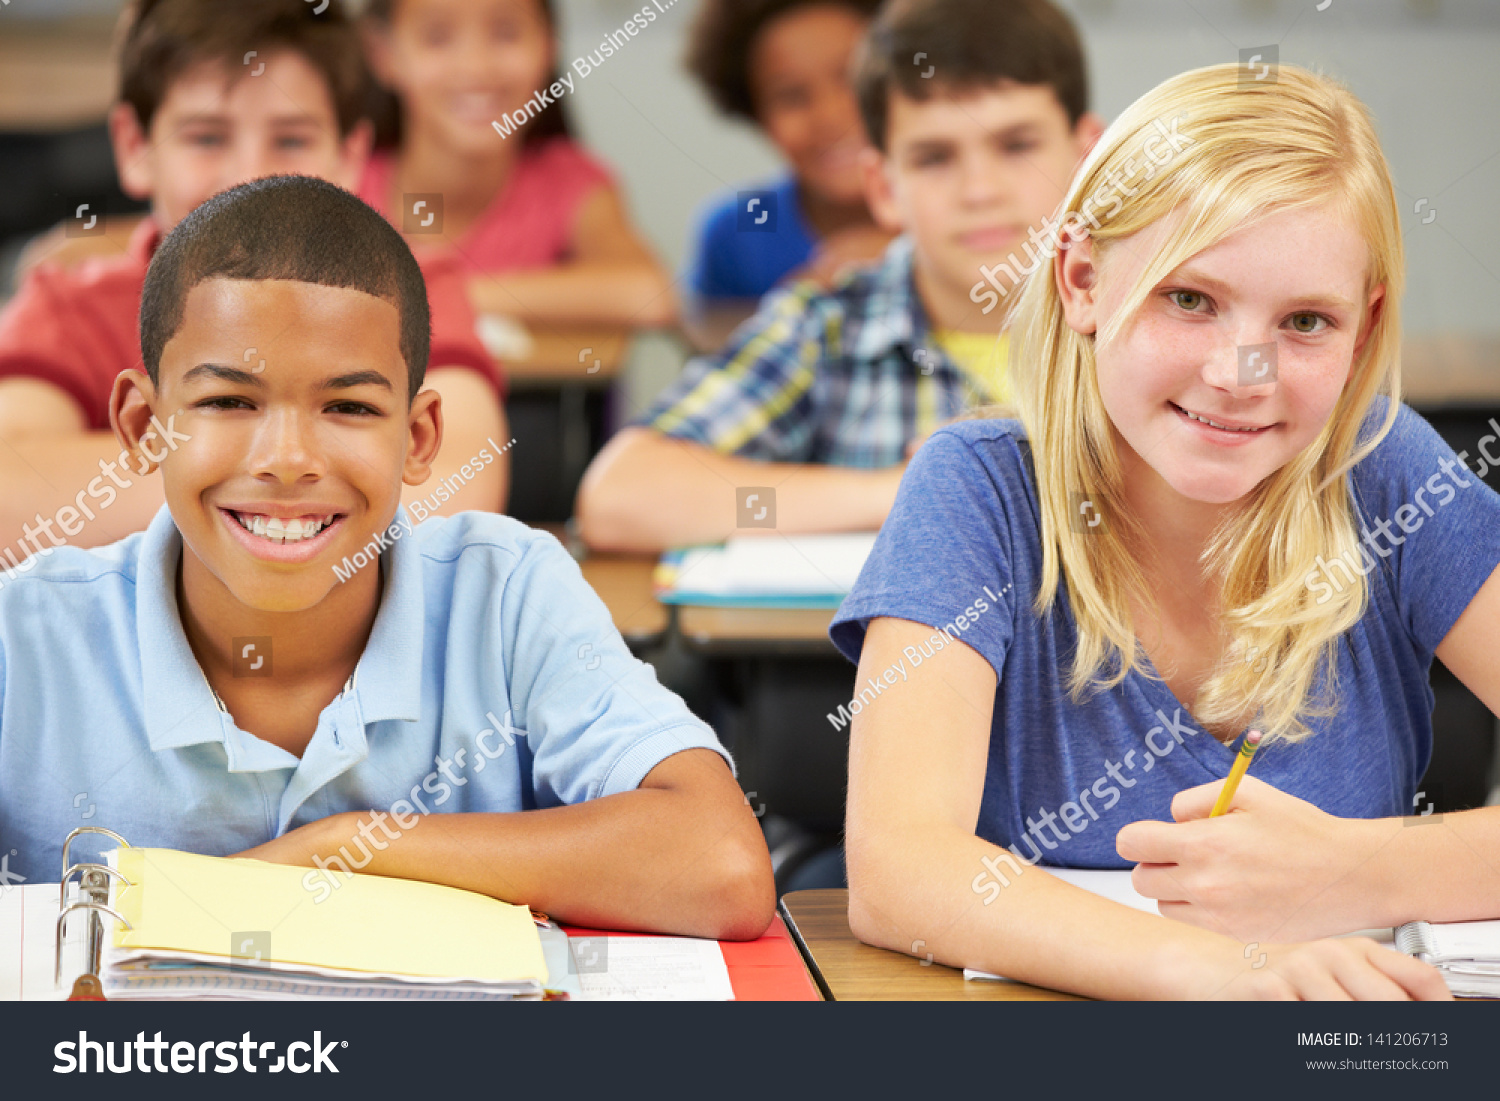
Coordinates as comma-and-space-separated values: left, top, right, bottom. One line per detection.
1395, 919, 1500, 998
661, 532, 877, 605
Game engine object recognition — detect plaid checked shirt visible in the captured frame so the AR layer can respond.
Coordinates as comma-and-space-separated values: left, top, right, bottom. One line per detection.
643, 236, 998, 467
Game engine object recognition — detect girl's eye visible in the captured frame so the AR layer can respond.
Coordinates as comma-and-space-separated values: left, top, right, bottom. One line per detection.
1288, 312, 1329, 334
1169, 290, 1209, 312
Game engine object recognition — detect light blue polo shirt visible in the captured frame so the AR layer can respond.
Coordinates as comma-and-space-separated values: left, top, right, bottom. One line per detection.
0, 506, 729, 883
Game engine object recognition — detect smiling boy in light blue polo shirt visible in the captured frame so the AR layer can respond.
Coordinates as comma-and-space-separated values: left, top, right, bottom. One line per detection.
0, 176, 774, 941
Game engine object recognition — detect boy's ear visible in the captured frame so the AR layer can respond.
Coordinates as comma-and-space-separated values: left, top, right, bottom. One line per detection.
860, 147, 905, 234
401, 386, 443, 488
108, 102, 155, 202
109, 368, 162, 477
1055, 228, 1100, 336
334, 118, 376, 193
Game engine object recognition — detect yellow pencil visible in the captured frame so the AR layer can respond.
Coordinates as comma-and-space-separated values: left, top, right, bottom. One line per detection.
1209, 729, 1264, 817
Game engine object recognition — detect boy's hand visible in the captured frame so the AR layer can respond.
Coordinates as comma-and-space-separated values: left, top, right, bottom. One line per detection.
798, 226, 896, 288
1181, 935, 1452, 1000
1117, 775, 1382, 943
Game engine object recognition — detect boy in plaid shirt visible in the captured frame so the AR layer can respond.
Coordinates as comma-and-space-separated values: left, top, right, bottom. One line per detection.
578, 0, 1102, 552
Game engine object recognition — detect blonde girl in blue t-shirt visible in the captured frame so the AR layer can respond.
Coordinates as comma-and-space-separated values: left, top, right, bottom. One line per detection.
834, 63, 1500, 999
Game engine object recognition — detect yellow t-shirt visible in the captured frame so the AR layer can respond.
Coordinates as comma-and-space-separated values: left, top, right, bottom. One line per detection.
932, 330, 1012, 406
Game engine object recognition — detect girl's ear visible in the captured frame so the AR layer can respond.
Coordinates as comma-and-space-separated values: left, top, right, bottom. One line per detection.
1055, 227, 1101, 336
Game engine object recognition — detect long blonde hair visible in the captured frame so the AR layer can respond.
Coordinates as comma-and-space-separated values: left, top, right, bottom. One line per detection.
1008, 63, 1404, 744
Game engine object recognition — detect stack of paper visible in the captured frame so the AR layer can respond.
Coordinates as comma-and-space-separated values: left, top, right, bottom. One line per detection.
104, 848, 548, 1000
1395, 919, 1500, 997
656, 532, 878, 607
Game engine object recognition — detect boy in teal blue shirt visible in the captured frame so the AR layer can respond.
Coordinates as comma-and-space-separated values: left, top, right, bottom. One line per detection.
0, 176, 773, 941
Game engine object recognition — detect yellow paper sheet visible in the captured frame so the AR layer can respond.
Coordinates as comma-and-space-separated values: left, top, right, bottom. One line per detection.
112, 847, 546, 984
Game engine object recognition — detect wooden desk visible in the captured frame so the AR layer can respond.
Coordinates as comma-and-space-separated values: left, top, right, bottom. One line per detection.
531, 522, 668, 647
677, 605, 838, 656
779, 889, 1081, 1002
579, 554, 670, 648
492, 323, 629, 387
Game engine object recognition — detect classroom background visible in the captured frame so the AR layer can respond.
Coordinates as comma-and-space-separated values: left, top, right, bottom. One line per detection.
2, 0, 1497, 891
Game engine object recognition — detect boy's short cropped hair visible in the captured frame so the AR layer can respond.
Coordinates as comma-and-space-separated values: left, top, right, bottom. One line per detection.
140, 175, 430, 401
686, 0, 884, 122
853, 0, 1089, 151
118, 0, 368, 136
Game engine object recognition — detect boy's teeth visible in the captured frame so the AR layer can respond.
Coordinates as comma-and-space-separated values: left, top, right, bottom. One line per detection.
233, 512, 335, 544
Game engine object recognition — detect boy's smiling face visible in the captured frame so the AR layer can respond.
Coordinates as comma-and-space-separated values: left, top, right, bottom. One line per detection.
865, 81, 1101, 322
117, 277, 439, 614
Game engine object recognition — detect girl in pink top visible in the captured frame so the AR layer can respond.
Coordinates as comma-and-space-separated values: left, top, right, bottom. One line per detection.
361, 0, 675, 328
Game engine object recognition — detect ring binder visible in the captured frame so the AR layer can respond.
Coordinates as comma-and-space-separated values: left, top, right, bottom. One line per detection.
1394, 919, 1437, 961
55, 826, 133, 996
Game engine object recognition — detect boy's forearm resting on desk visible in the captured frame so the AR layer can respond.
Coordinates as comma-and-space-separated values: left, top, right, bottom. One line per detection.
236, 748, 776, 942
575, 426, 904, 552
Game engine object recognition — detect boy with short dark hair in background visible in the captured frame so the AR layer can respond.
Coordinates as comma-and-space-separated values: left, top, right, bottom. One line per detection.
578, 0, 1103, 552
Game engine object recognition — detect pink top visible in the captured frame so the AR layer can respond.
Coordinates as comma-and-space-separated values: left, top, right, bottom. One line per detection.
357, 137, 615, 274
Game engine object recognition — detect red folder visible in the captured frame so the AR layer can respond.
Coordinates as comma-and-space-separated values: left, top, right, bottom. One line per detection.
559, 915, 819, 1001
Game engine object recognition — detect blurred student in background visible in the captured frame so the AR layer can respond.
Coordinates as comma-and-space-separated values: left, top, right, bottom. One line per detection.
681, 0, 891, 348
578, 0, 1102, 552
359, 0, 675, 329
0, 0, 508, 560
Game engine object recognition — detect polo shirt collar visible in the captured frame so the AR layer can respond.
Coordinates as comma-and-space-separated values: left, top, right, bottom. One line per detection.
138, 505, 425, 754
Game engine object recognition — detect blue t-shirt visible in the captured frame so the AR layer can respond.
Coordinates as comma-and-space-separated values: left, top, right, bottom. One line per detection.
829, 401, 1500, 868
684, 174, 818, 302
0, 506, 729, 883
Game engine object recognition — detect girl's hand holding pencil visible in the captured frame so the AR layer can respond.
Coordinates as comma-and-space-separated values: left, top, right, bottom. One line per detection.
1117, 768, 1395, 945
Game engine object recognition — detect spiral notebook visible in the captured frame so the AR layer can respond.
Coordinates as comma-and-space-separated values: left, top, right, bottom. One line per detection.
1394, 919, 1500, 998
51, 829, 549, 1000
